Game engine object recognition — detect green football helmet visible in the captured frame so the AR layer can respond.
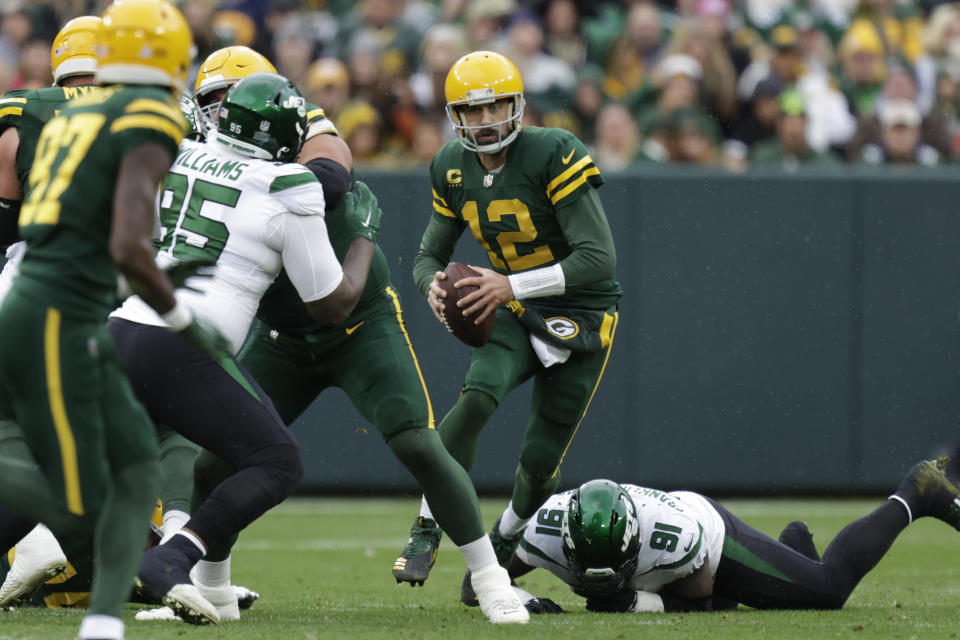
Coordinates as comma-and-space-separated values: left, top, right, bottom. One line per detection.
214, 71, 307, 162
561, 479, 641, 596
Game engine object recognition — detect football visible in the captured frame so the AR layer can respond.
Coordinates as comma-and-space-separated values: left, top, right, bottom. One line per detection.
439, 262, 495, 348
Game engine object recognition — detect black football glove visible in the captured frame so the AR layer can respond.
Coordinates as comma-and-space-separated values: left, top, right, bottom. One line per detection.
586, 589, 639, 613
524, 597, 564, 614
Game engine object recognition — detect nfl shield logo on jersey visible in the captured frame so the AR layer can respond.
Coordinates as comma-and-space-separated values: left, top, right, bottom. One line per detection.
483, 174, 494, 188
260, 120, 271, 132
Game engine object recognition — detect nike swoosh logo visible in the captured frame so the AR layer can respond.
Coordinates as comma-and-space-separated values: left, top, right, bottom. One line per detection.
561, 148, 575, 164
361, 207, 372, 227
345, 321, 364, 335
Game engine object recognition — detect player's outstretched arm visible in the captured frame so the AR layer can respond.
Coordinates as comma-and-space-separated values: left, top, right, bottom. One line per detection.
110, 142, 179, 313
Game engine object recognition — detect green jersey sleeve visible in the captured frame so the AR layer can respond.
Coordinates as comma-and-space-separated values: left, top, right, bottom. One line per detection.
0, 90, 28, 134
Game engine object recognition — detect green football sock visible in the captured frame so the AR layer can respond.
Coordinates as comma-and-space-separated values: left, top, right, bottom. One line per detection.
388, 428, 484, 544
436, 389, 497, 471
510, 463, 561, 519
87, 459, 159, 618
157, 426, 200, 515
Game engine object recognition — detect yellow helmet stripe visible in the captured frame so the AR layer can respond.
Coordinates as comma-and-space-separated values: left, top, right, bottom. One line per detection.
110, 114, 185, 145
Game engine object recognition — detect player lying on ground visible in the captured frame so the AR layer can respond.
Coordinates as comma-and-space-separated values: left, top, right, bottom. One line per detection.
461, 460, 960, 613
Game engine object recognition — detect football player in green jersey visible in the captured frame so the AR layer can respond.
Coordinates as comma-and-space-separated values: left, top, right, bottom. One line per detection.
0, 2, 231, 639
0, 15, 101, 608
131, 45, 528, 626
393, 51, 622, 587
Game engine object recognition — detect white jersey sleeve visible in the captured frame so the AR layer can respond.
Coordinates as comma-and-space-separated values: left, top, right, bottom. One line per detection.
267, 164, 325, 217
267, 211, 343, 302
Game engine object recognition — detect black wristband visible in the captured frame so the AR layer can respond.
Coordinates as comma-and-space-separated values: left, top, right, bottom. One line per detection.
0, 196, 21, 250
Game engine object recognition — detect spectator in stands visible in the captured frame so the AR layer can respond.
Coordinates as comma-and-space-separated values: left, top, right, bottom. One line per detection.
624, 3, 666, 70
665, 17, 738, 128
640, 106, 721, 165
212, 10, 257, 48
463, 0, 514, 51
181, 0, 220, 60
724, 76, 784, 172
858, 99, 942, 167
846, 62, 952, 162
592, 103, 642, 173
334, 0, 422, 75
504, 10, 576, 113
12, 36, 50, 90
749, 89, 842, 171
272, 25, 315, 92
570, 65, 605, 146
305, 58, 351, 125
848, 0, 925, 64
410, 24, 468, 120
635, 53, 704, 137
542, 0, 586, 69
337, 100, 397, 169
838, 22, 887, 117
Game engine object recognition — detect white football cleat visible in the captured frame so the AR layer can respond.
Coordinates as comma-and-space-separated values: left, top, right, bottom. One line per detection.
161, 584, 220, 625
0, 524, 67, 607
196, 581, 239, 621
134, 606, 181, 622
470, 564, 529, 624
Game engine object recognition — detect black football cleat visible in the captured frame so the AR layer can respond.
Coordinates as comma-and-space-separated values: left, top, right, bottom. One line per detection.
892, 459, 960, 531
392, 516, 442, 586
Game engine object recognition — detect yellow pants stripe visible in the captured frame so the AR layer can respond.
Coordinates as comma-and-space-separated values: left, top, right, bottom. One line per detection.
385, 286, 435, 429
44, 308, 83, 516
551, 310, 619, 477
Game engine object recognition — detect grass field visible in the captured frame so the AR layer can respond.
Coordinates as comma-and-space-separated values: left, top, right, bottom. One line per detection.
2, 496, 960, 640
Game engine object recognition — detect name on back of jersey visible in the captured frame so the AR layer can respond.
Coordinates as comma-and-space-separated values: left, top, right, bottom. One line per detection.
174, 145, 248, 182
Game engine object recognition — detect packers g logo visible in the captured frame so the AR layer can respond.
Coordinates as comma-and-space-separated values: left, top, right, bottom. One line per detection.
545, 317, 579, 340
446, 169, 462, 186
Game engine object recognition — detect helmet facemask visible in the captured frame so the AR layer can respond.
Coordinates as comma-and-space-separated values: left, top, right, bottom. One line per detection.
561, 481, 641, 598
446, 89, 524, 154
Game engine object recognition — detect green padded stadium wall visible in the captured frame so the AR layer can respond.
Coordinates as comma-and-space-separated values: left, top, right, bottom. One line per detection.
288, 168, 960, 495
4, 169, 955, 494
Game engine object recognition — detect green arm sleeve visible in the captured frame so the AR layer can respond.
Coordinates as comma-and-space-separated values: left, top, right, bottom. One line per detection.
412, 215, 465, 297
554, 188, 617, 289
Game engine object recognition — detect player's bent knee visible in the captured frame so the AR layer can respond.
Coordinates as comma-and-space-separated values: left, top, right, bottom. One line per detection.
241, 442, 303, 498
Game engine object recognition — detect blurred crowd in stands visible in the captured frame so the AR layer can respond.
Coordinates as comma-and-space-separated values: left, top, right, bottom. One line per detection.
7, 0, 960, 171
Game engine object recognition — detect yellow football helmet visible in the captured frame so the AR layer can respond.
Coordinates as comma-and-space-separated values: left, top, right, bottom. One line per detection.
51, 16, 100, 84
194, 46, 276, 126
444, 50, 525, 154
95, 0, 192, 93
